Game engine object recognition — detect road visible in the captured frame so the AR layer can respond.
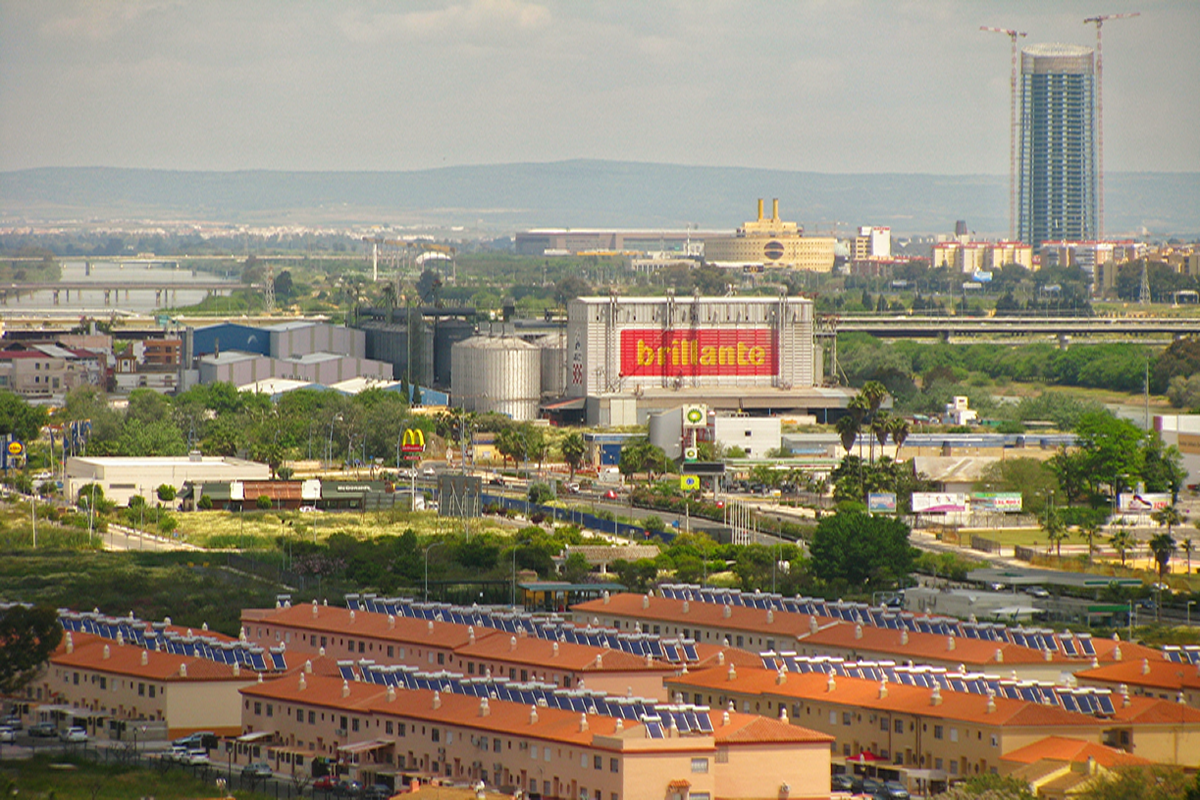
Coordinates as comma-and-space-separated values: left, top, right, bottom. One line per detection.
101, 523, 201, 552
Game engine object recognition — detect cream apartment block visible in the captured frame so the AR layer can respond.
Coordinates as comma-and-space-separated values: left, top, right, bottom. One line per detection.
31, 631, 257, 738
239, 672, 835, 800
665, 665, 1200, 773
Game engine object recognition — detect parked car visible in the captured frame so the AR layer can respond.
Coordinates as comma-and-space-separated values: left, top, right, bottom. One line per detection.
1026, 587, 1051, 599
422, 467, 436, 477
59, 726, 88, 743
242, 762, 273, 778
860, 777, 883, 796
28, 722, 57, 737
362, 784, 394, 800
831, 773, 861, 792
180, 749, 210, 766
488, 476, 505, 486
1, 715, 21, 730
172, 731, 213, 750
603, 489, 619, 500
0, 727, 15, 743
877, 781, 910, 799
313, 775, 342, 791
334, 780, 363, 796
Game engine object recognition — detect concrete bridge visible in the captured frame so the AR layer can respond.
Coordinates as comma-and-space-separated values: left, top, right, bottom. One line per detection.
0, 281, 255, 307
835, 314, 1200, 343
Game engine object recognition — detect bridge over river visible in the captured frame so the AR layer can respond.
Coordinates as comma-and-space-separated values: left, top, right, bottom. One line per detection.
0, 280, 256, 307
834, 314, 1200, 342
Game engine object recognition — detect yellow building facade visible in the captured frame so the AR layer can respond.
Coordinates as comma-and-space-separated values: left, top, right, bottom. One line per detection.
704, 199, 835, 271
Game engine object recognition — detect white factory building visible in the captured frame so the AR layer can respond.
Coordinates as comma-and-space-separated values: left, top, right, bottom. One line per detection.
65, 454, 270, 507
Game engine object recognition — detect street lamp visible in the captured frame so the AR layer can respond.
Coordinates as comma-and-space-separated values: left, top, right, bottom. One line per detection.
424, 541, 446, 602
1189, 600, 1196, 627
326, 413, 343, 470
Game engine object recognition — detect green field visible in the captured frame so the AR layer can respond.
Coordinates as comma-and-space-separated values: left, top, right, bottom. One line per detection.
0, 755, 271, 800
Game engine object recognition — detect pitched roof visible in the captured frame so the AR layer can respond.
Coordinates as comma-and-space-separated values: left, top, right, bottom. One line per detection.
453, 634, 673, 673
799, 620, 1071, 666
241, 671, 386, 712
53, 632, 251, 683
243, 603, 499, 650
1075, 658, 1200, 692
1000, 736, 1153, 768
1106, 694, 1200, 725
668, 666, 1102, 729
572, 592, 831, 639
713, 714, 833, 745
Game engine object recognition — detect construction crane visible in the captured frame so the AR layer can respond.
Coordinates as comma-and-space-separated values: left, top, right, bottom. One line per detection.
980, 26, 1027, 242
1084, 12, 1140, 240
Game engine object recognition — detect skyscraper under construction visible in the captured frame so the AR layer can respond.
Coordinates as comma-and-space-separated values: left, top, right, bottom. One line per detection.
1019, 43, 1096, 246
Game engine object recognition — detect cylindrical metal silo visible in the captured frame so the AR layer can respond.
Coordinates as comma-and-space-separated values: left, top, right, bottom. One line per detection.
533, 333, 566, 398
451, 336, 542, 421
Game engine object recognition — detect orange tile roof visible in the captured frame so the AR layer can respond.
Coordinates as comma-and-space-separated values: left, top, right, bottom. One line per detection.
1088, 637, 1164, 665
453, 634, 673, 673
799, 621, 1072, 666
1000, 736, 1153, 768
1106, 695, 1200, 725
691, 644, 762, 669
52, 632, 251, 683
667, 666, 1101, 729
244, 673, 831, 748
1076, 659, 1200, 692
572, 593, 829, 640
243, 603, 501, 650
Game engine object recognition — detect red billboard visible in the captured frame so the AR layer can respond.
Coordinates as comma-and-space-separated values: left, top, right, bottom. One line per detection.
620, 328, 777, 377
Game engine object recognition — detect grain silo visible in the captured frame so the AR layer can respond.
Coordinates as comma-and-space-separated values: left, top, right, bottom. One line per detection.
450, 336, 542, 421
532, 333, 567, 398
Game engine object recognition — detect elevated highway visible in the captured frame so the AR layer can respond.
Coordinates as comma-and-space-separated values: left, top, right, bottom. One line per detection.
0, 280, 255, 307
834, 314, 1200, 341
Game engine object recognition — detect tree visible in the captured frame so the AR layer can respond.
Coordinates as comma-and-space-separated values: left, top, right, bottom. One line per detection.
1151, 504, 1186, 540
888, 415, 910, 460
561, 432, 586, 480
0, 390, 49, 443
870, 411, 892, 458
1080, 519, 1103, 563
1079, 765, 1192, 800
977, 458, 1058, 516
1142, 434, 1186, 501
0, 604, 63, 694
809, 511, 914, 588
1184, 535, 1194, 575
1039, 502, 1068, 557
937, 774, 1035, 800
1109, 528, 1135, 567
256, 495, 272, 510
562, 552, 591, 583
1149, 532, 1176, 583
1073, 412, 1146, 499
156, 484, 177, 503
835, 414, 860, 455
527, 482, 553, 505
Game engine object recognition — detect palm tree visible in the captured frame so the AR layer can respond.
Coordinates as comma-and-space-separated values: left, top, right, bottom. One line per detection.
835, 414, 860, 456
1149, 533, 1177, 583
560, 432, 585, 481
859, 382, 888, 462
871, 411, 892, 459
1183, 535, 1194, 575
1109, 528, 1135, 567
1080, 520, 1103, 564
1151, 504, 1186, 539
888, 416, 911, 461
1040, 504, 1068, 558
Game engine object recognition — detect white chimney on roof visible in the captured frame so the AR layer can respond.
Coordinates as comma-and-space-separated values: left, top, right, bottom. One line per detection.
298, 674, 307, 691
779, 706, 788, 723
579, 713, 589, 732
723, 605, 732, 619
65, 632, 74, 653
141, 650, 148, 666
642, 595, 650, 609
827, 675, 836, 693
468, 626, 475, 645
682, 600, 689, 614
433, 691, 441, 709
232, 662, 240, 677
1142, 658, 1151, 675
615, 718, 623, 732
480, 697, 491, 717
776, 669, 786, 685
727, 664, 737, 682
552, 642, 559, 658
995, 649, 1004, 664
510, 636, 518, 652
900, 630, 908, 645
809, 616, 818, 634
722, 710, 731, 726
879, 681, 888, 699
595, 653, 603, 668
931, 685, 942, 706
319, 646, 326, 657
947, 635, 955, 651
103, 644, 110, 660
388, 615, 395, 630
387, 686, 396, 702
179, 663, 187, 678
312, 599, 319, 618
855, 624, 863, 640
603, 591, 610, 605
349, 610, 355, 624
717, 651, 725, 666
767, 610, 774, 624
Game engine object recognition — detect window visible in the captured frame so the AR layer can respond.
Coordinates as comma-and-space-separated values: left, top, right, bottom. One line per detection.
99, 677, 106, 690
950, 728, 958, 743
829, 711, 837, 725
610, 758, 619, 773
340, 716, 348, 730
348, 639, 354, 651
431, 729, 440, 743
949, 761, 958, 775
385, 721, 394, 735
437, 653, 444, 665
895, 719, 903, 734
531, 745, 539, 760
691, 758, 709, 773
388, 646, 394, 658
352, 719, 360, 732
266, 704, 273, 717
594, 755, 602, 770
359, 642, 365, 654
149, 685, 156, 698
138, 683, 145, 697
254, 702, 262, 716
468, 662, 475, 675
934, 725, 944, 740
494, 738, 501, 753
935, 758, 943, 770
991, 735, 999, 747
842, 712, 852, 726
309, 711, 316, 724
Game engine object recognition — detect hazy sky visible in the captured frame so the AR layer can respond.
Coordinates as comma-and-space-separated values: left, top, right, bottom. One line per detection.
2, 1, 1196, 175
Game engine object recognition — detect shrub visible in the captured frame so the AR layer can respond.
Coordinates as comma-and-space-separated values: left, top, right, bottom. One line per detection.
197, 495, 214, 510
256, 495, 273, 510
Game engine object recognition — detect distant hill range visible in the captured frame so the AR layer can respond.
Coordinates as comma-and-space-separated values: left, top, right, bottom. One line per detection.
1, 161, 1197, 238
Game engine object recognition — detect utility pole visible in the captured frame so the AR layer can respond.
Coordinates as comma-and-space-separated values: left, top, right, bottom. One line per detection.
980, 26, 1028, 241
1084, 12, 1140, 239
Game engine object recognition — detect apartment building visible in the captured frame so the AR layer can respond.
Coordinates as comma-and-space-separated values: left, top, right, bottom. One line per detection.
665, 665, 1200, 772
1075, 657, 1200, 707
239, 672, 835, 800
571, 593, 1135, 681
32, 631, 257, 738
242, 602, 680, 699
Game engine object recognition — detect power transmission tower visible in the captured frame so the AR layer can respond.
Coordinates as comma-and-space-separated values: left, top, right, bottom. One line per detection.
1138, 261, 1150, 306
980, 26, 1027, 241
1084, 12, 1140, 239
264, 262, 275, 313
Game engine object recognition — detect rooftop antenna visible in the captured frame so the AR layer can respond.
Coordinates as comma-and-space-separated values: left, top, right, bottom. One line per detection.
980, 26, 1028, 241
1084, 12, 1140, 239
